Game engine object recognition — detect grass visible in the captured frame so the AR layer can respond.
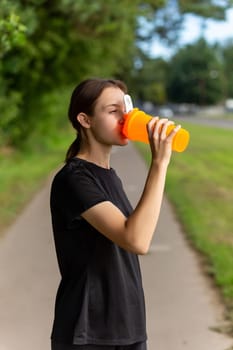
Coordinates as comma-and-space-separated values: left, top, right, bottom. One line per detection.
135, 121, 233, 334
0, 131, 73, 234
0, 85, 74, 234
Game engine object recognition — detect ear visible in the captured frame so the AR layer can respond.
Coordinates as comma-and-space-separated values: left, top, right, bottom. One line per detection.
77, 113, 91, 129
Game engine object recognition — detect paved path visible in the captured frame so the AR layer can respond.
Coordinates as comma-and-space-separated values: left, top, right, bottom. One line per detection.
173, 115, 233, 129
0, 142, 232, 350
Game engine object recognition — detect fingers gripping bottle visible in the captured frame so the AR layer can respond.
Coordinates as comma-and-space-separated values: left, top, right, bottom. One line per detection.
122, 95, 190, 153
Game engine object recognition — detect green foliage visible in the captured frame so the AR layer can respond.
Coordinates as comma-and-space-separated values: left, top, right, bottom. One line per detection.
0, 1, 27, 57
166, 38, 224, 104
222, 40, 233, 97
138, 0, 231, 47
0, 0, 136, 146
0, 84, 74, 232
178, 0, 229, 19
1, 0, 169, 147
0, 0, 232, 149
0, 86, 22, 146
126, 53, 169, 104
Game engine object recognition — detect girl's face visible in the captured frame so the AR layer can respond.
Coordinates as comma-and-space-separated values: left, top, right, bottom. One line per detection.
90, 86, 128, 146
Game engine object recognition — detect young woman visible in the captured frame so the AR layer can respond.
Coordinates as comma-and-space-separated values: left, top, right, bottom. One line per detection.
50, 78, 181, 350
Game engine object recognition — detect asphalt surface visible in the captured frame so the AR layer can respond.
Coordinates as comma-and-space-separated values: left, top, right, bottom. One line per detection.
173, 115, 233, 129
0, 142, 232, 350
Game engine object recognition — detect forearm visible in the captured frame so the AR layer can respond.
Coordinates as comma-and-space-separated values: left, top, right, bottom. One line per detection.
125, 161, 168, 254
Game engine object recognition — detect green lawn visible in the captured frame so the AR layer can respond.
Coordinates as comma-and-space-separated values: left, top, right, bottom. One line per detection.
0, 85, 73, 233
0, 132, 73, 233
136, 121, 233, 334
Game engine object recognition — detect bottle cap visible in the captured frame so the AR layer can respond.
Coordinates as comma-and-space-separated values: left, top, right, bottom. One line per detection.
124, 94, 133, 113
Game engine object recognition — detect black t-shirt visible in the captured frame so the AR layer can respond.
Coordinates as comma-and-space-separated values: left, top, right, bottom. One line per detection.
50, 157, 147, 346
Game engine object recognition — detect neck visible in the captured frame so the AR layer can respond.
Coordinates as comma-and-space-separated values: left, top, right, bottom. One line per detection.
77, 142, 112, 169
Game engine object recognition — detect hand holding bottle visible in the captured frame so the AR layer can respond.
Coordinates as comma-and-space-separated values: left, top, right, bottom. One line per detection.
122, 107, 190, 152
146, 117, 181, 166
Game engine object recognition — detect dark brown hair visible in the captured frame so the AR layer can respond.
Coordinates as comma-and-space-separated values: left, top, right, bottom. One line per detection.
65, 78, 127, 162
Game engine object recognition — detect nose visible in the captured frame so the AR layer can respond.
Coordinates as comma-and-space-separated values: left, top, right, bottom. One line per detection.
119, 110, 126, 125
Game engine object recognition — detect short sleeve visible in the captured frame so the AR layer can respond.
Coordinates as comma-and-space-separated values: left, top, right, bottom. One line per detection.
69, 168, 107, 210
63, 166, 108, 225
50, 159, 122, 230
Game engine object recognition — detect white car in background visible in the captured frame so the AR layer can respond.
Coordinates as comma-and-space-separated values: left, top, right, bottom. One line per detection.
158, 106, 174, 118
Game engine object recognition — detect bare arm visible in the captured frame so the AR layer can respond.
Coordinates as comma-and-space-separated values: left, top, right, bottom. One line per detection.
82, 119, 181, 254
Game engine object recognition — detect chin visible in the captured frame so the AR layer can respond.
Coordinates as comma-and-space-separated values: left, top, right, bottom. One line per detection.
118, 136, 129, 146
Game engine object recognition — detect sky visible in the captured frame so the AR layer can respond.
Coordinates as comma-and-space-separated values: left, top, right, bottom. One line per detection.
149, 7, 233, 59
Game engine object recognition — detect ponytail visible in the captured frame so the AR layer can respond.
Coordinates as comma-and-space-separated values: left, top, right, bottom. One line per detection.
65, 133, 81, 163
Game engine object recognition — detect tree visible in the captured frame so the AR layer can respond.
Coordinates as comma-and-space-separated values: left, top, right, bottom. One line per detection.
0, 1, 26, 57
1, 0, 163, 146
222, 40, 233, 98
166, 38, 224, 105
137, 0, 233, 47
0, 0, 232, 147
178, 0, 233, 19
125, 50, 169, 104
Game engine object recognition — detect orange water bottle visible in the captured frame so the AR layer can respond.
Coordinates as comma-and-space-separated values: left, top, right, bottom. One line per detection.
122, 104, 190, 152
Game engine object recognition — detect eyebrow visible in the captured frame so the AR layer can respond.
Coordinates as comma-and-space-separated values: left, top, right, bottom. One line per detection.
104, 103, 120, 109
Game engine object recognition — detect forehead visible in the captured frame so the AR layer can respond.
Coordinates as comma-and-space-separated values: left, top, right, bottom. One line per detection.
96, 87, 125, 109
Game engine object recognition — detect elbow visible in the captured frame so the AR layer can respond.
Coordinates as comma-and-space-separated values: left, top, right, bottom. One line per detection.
118, 239, 149, 255
136, 244, 150, 255
129, 239, 150, 255
122, 224, 151, 255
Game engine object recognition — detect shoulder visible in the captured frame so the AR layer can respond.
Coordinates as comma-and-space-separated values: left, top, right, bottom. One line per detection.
52, 158, 94, 186
51, 158, 107, 200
